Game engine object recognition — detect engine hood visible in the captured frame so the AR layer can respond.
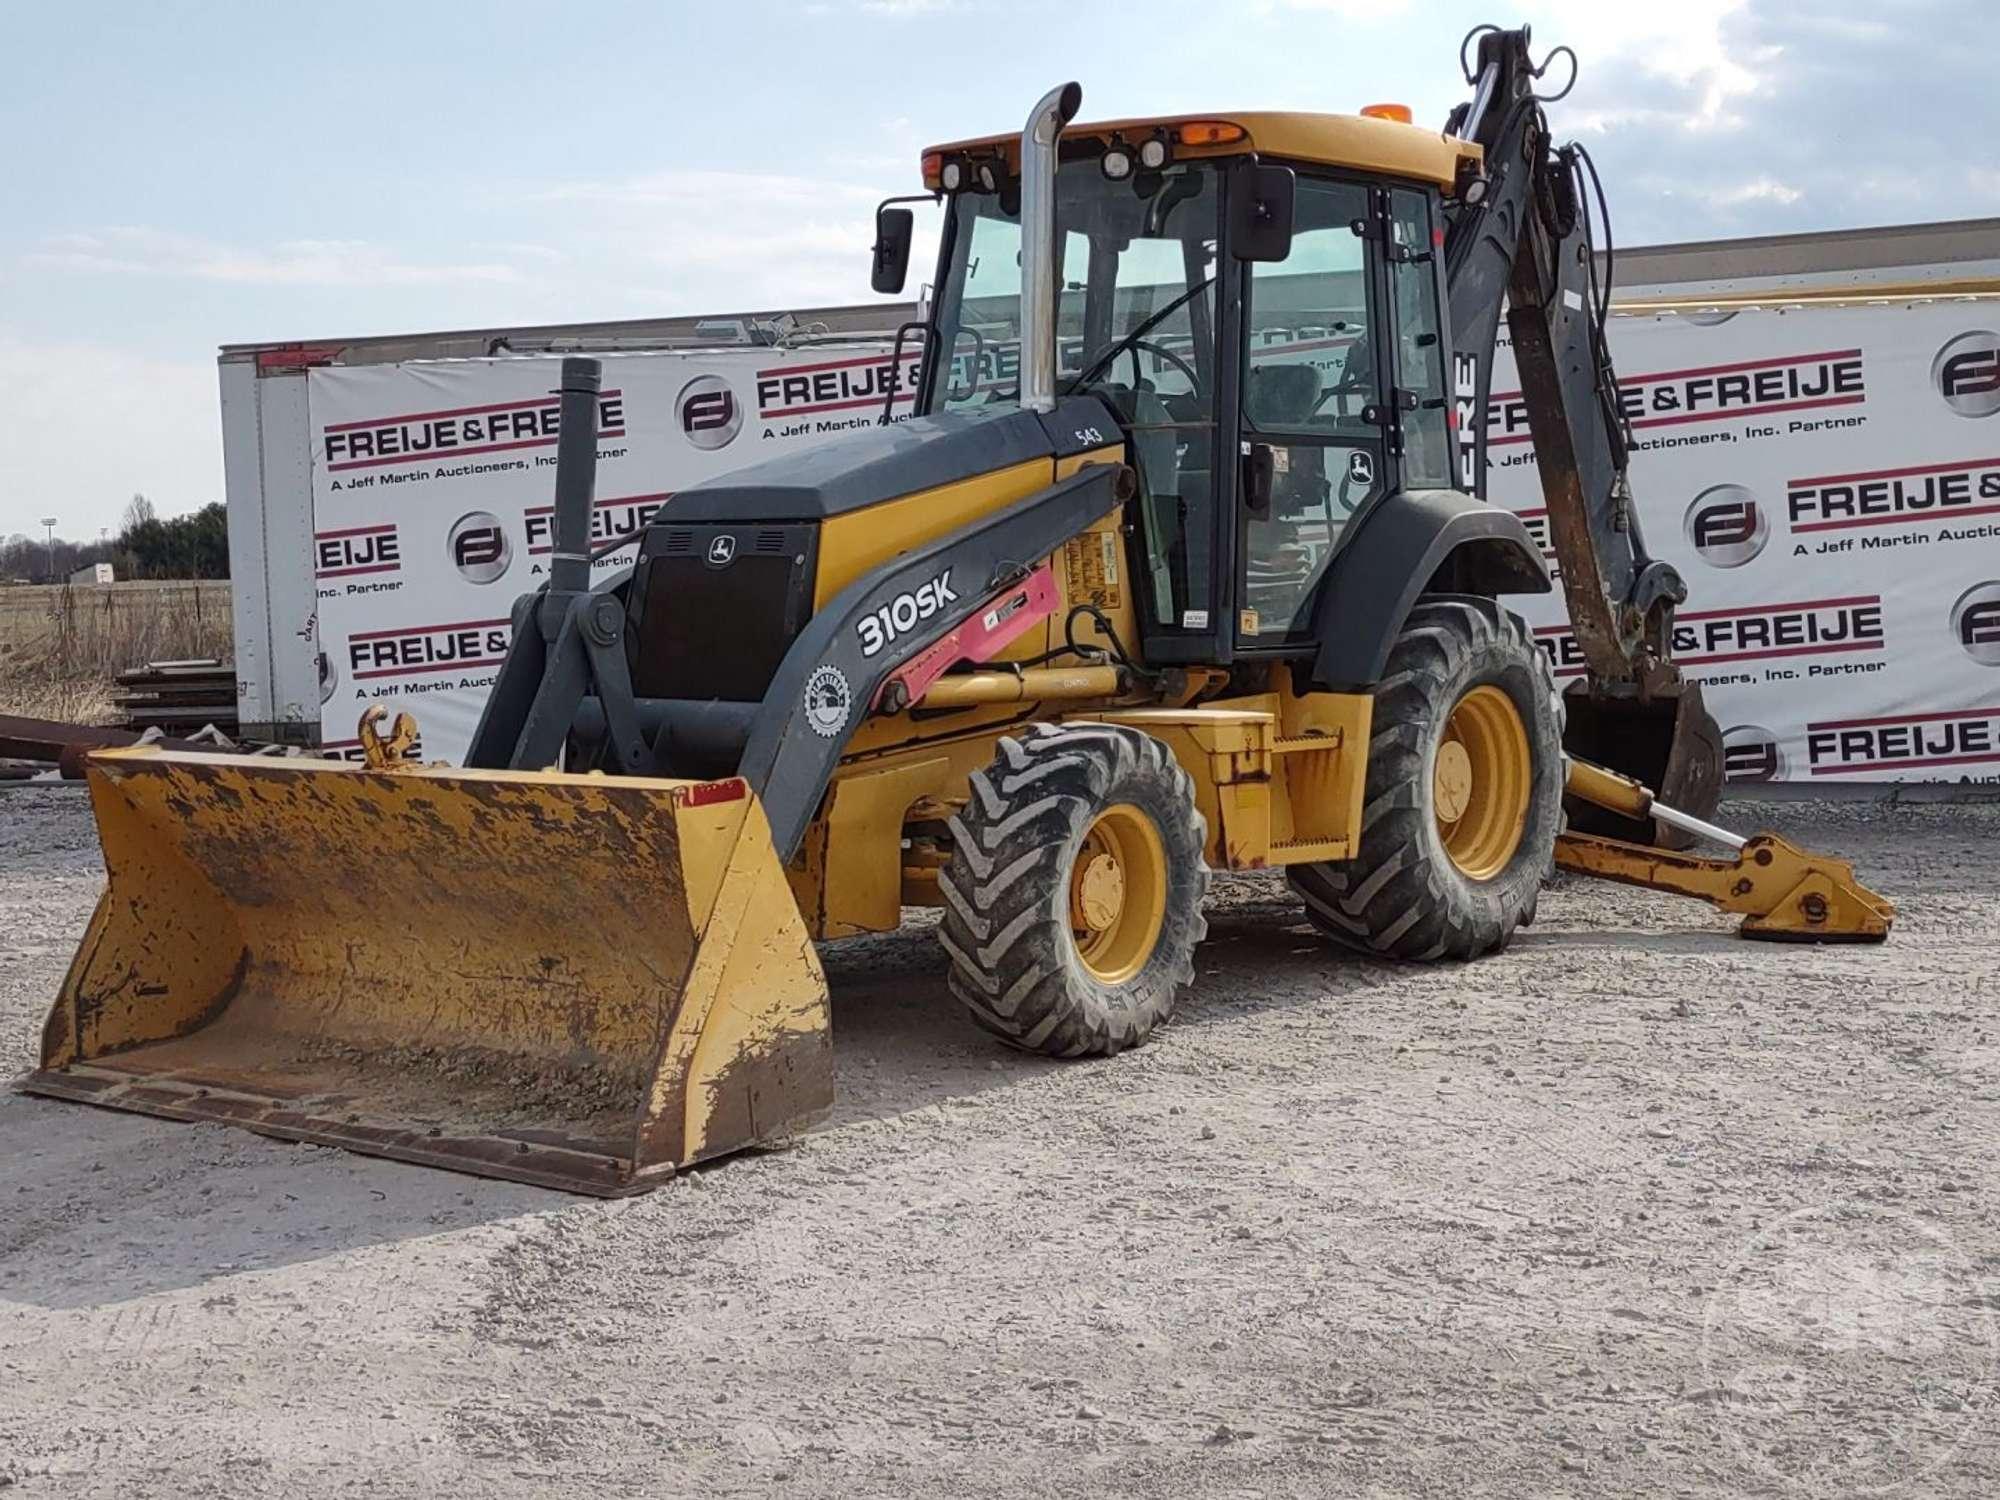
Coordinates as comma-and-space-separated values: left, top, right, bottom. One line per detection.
663, 395, 1120, 523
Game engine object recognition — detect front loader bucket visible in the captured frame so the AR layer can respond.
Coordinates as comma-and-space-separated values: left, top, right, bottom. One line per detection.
22, 749, 832, 1196
1560, 681, 1724, 850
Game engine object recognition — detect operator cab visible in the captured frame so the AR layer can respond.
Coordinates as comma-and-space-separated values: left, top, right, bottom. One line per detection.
887, 111, 1480, 667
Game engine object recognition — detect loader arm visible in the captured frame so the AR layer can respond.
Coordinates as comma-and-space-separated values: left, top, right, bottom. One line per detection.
1441, 25, 1723, 837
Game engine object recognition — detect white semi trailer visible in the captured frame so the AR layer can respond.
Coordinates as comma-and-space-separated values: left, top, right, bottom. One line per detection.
219, 217, 2000, 782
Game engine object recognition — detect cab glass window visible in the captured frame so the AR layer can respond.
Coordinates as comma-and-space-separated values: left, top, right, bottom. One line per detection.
1243, 178, 1375, 436
1388, 188, 1452, 487
1239, 177, 1383, 643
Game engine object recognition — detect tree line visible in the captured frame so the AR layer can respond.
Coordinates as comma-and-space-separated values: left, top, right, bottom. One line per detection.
0, 495, 229, 583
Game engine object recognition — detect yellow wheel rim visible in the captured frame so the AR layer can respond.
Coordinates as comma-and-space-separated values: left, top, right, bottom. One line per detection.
1434, 684, 1531, 881
1068, 803, 1168, 984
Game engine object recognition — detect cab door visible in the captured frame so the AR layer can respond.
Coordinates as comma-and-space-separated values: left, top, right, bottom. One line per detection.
1231, 178, 1455, 653
1231, 174, 1386, 650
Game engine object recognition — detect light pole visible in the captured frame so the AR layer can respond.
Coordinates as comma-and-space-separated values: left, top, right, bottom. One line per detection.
40, 517, 57, 584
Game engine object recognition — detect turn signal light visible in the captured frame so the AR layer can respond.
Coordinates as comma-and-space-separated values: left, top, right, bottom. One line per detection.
1177, 120, 1247, 147
1360, 103, 1414, 123
921, 151, 943, 187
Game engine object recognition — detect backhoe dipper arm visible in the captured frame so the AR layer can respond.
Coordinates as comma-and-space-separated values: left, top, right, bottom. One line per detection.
1443, 25, 1682, 691
1440, 25, 1722, 836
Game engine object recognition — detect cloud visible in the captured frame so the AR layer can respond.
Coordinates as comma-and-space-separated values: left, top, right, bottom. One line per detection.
537, 167, 881, 212
516, 165, 941, 310
1531, 0, 1999, 242
1705, 177, 1805, 209
0, 332, 219, 538
28, 227, 526, 288
1256, 0, 1409, 15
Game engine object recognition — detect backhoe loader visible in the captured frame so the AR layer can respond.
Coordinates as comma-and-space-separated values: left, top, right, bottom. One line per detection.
27, 25, 1892, 1194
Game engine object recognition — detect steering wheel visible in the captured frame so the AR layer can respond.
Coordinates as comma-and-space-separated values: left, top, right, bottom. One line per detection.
1120, 338, 1201, 399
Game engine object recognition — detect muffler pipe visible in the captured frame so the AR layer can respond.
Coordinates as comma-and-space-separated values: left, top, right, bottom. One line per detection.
546, 356, 602, 601
1019, 81, 1082, 414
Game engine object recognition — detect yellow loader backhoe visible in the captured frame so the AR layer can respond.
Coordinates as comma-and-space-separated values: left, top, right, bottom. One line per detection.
26, 25, 1891, 1194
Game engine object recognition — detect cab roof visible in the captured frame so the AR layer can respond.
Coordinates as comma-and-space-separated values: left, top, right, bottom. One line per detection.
922, 110, 1479, 193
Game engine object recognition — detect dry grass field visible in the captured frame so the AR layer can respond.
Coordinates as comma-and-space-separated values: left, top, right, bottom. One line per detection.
0, 581, 230, 723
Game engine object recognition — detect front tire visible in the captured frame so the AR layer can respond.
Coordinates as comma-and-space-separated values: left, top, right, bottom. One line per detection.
1289, 597, 1561, 960
938, 724, 1209, 1057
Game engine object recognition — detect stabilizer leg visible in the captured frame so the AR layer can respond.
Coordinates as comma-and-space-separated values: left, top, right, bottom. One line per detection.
1556, 757, 1894, 943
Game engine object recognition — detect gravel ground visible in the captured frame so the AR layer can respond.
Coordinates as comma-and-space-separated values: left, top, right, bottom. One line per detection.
2, 783, 1996, 1498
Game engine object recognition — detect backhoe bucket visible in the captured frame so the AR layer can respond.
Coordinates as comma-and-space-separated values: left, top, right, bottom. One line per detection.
1560, 682, 1724, 850
22, 749, 832, 1196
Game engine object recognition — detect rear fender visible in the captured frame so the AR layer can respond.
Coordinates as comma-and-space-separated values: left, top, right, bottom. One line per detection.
1309, 488, 1550, 691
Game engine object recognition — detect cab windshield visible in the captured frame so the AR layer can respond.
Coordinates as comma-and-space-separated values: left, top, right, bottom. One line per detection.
924, 156, 1221, 419
925, 156, 1223, 632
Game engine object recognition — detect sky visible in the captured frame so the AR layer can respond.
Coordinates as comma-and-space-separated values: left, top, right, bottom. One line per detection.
1, 0, 1993, 539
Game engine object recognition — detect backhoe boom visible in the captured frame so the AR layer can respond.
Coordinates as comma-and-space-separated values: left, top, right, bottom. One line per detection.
1442, 25, 1723, 838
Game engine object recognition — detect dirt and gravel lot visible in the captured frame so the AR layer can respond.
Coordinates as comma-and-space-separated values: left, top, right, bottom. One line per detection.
2, 783, 1996, 1498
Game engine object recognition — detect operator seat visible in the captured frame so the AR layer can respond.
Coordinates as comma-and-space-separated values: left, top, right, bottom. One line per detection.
1241, 363, 1334, 625
1244, 361, 1322, 431
1245, 363, 1333, 514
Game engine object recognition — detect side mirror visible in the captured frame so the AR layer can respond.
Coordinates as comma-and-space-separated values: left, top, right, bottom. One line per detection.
1241, 441, 1276, 516
1229, 162, 1296, 263
871, 206, 915, 294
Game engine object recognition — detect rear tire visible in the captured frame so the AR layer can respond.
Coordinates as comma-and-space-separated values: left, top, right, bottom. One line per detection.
939, 724, 1209, 1057
1289, 597, 1560, 960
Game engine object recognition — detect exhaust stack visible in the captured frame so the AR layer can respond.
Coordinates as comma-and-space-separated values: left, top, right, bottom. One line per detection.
1019, 81, 1081, 413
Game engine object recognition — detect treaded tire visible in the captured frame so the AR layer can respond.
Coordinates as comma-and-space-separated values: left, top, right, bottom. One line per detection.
938, 723, 1210, 1057
1289, 596, 1561, 960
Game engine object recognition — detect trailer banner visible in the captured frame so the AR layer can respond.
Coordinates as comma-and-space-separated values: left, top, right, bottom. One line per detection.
306, 344, 917, 762
1490, 299, 2000, 788
305, 301, 2000, 785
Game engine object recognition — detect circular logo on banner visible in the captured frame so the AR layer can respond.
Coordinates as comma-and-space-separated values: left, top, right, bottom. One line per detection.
316, 649, 339, 705
677, 375, 742, 449
447, 511, 512, 584
803, 665, 852, 738
1722, 724, 1787, 783
1683, 484, 1769, 569
1950, 580, 2000, 666
1932, 331, 2000, 419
